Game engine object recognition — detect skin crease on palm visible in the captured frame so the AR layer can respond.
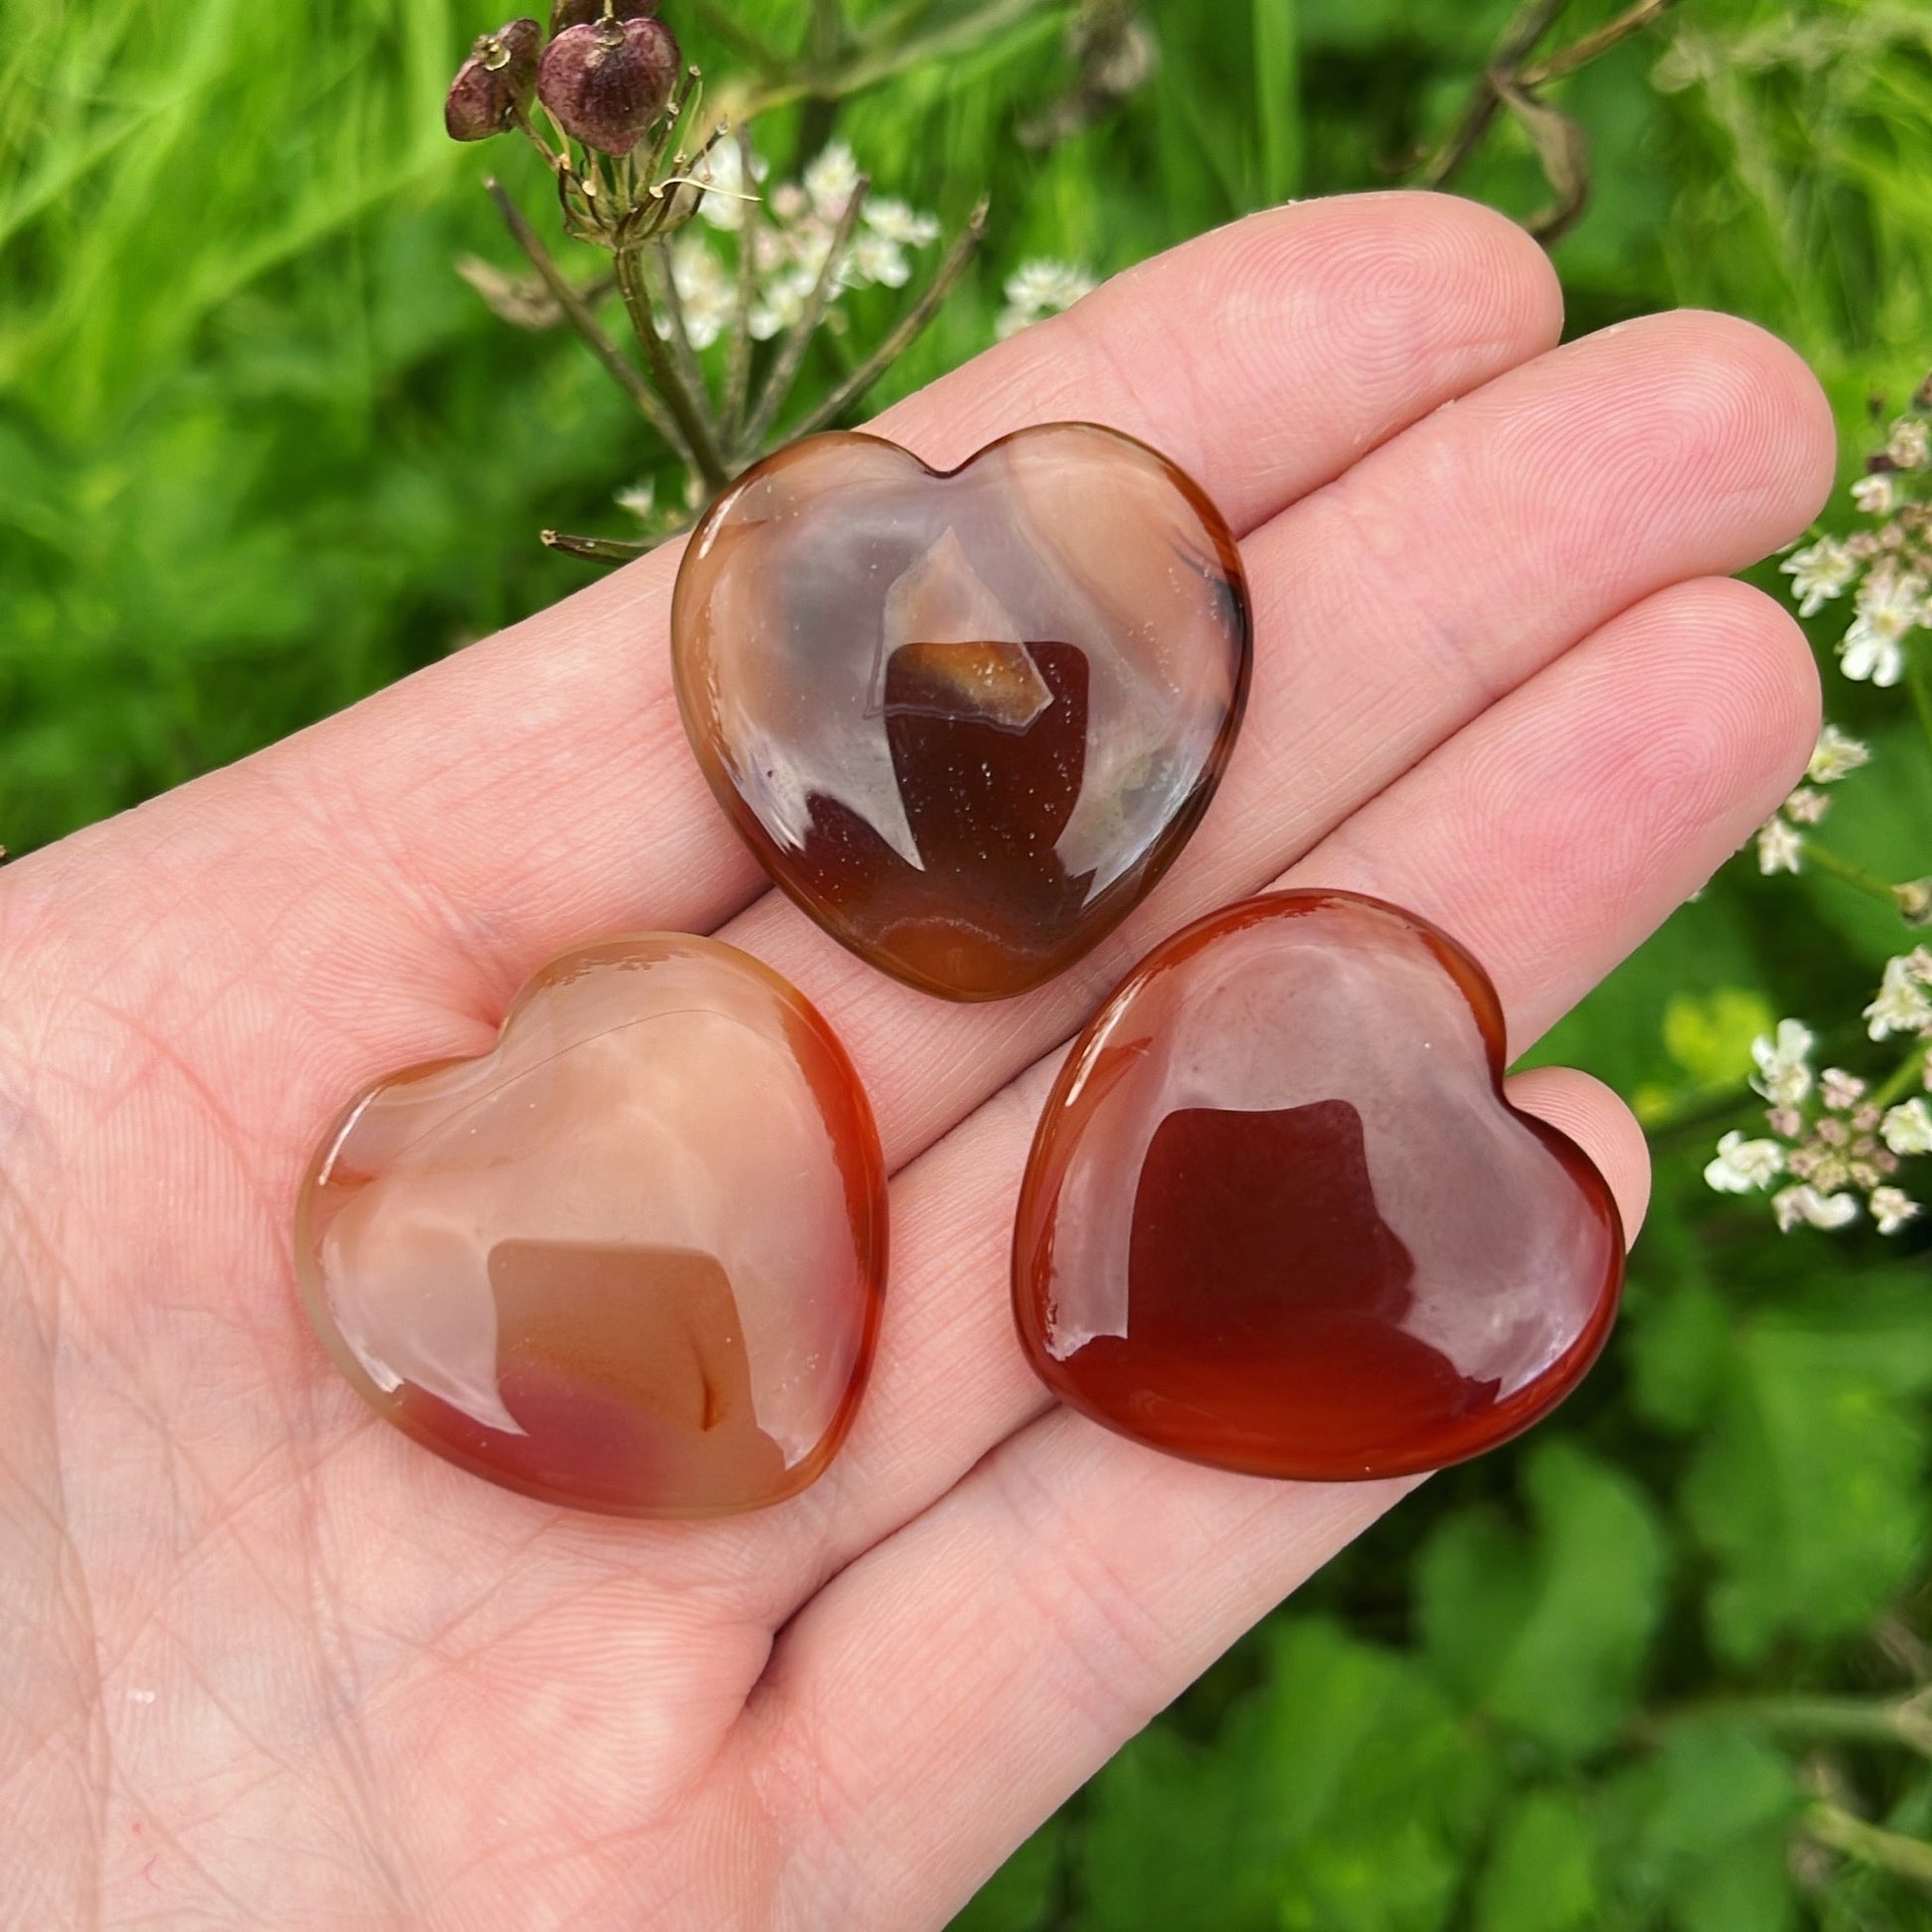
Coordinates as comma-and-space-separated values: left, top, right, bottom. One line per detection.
0, 193, 1835, 1930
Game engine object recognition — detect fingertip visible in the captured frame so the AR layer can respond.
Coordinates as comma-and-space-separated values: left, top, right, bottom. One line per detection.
1506, 1064, 1653, 1241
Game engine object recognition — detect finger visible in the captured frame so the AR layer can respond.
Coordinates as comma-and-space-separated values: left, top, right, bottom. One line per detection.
703, 311, 1833, 1171
132, 194, 1562, 1002
744, 577, 1806, 1913
1509, 1066, 1653, 1239
751, 1069, 1644, 1930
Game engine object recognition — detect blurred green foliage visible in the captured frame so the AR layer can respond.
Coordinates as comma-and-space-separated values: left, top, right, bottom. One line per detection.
5, 0, 1932, 1925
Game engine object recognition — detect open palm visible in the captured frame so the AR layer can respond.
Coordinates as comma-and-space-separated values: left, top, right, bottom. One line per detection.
0, 195, 1833, 1929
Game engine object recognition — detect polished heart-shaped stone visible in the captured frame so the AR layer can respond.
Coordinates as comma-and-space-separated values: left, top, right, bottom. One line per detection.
1012, 892, 1624, 1480
672, 425, 1252, 1001
295, 936, 887, 1517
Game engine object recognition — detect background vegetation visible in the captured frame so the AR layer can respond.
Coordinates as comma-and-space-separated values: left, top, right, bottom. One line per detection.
5, 0, 1932, 1924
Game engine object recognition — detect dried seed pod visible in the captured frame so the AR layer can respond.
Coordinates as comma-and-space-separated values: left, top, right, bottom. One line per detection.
549, 0, 657, 33
537, 15, 680, 156
445, 19, 543, 142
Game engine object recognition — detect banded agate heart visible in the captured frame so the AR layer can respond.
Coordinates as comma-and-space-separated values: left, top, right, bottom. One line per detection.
295, 936, 887, 1517
1012, 893, 1624, 1480
672, 425, 1252, 1002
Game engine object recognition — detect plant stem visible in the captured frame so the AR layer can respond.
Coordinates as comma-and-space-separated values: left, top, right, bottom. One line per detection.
614, 242, 731, 492
740, 0, 1062, 118
1908, 646, 1932, 764
1874, 1043, 1930, 1110
1417, 0, 1571, 189
541, 528, 654, 562
640, 238, 712, 429
1802, 838, 1910, 907
484, 178, 695, 468
782, 199, 989, 441
721, 133, 760, 443
737, 178, 871, 459
1518, 0, 1684, 85
1805, 1802, 1932, 1894
681, 0, 784, 72
1696, 1692, 1932, 1756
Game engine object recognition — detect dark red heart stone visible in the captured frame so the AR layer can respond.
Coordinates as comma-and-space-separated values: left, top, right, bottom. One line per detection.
1012, 892, 1625, 1479
671, 425, 1252, 1001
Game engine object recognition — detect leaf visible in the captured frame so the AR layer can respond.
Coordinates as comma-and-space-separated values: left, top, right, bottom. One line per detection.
1684, 1281, 1932, 1661
1606, 1719, 1802, 1932
1078, 1620, 1497, 1932
1662, 987, 1779, 1089
1419, 1441, 1669, 1759
1495, 77, 1590, 241
1473, 1789, 1599, 1932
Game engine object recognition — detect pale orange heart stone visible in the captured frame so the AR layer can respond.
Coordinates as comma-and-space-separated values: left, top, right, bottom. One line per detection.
295, 935, 887, 1516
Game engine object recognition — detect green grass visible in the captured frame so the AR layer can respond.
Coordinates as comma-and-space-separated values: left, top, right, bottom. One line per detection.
7, 2, 1932, 1926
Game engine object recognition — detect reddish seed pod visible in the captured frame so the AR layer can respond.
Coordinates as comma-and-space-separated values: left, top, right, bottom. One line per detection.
445, 19, 542, 142
537, 15, 680, 156
548, 0, 658, 33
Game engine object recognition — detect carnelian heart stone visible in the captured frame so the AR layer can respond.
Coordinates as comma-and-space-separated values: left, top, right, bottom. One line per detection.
295, 935, 887, 1517
671, 424, 1253, 1002
1012, 892, 1625, 1480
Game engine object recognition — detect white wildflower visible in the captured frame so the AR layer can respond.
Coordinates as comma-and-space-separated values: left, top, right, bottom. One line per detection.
864, 197, 940, 247
803, 141, 862, 219
1706, 1131, 1787, 1194
1840, 565, 1921, 686
666, 234, 736, 349
1881, 1098, 1932, 1156
1781, 537, 1859, 617
996, 258, 1097, 340
1888, 417, 1930, 470
845, 229, 911, 290
1853, 472, 1897, 516
1773, 1183, 1860, 1232
1865, 953, 1932, 1041
1783, 785, 1830, 826
616, 480, 655, 522
1808, 723, 1871, 784
1751, 1019, 1816, 1107
1757, 817, 1804, 875
1821, 1067, 1867, 1111
1869, 1185, 1921, 1235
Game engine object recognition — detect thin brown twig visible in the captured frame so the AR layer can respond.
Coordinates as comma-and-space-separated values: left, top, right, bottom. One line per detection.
640, 238, 712, 426
483, 178, 694, 465
782, 199, 989, 442
1520, 0, 1684, 85
737, 177, 872, 458
541, 529, 656, 562
1417, 0, 1571, 188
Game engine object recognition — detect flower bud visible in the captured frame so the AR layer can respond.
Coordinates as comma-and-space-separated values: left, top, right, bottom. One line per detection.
537, 15, 680, 155
445, 20, 542, 142
549, 0, 657, 32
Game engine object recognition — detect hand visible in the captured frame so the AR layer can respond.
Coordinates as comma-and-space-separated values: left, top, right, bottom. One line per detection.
0, 194, 1832, 1929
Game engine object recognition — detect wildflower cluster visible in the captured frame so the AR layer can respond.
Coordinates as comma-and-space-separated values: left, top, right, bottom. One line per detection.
1780, 394, 1932, 690
1706, 1008, 1929, 1236
995, 260, 1098, 341
667, 140, 941, 349
1754, 723, 1870, 876
1711, 383, 1932, 1238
